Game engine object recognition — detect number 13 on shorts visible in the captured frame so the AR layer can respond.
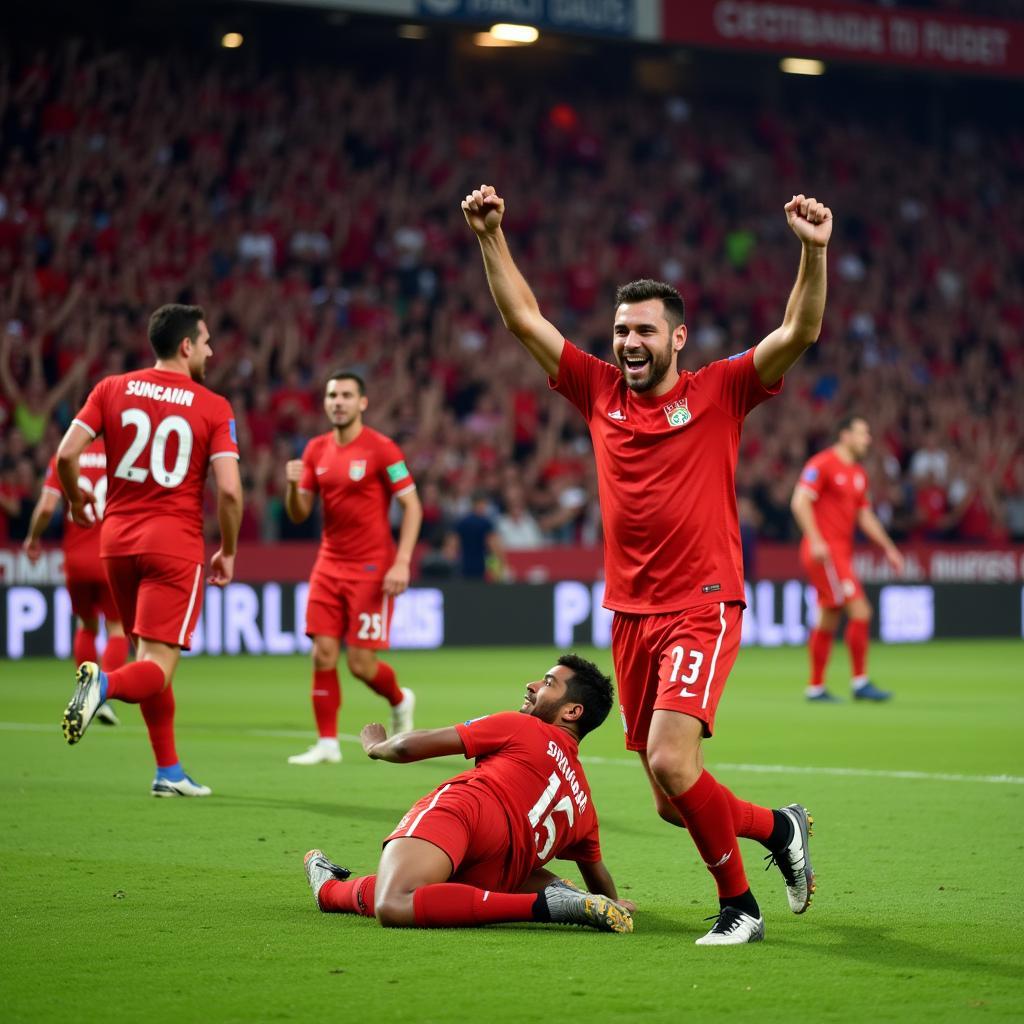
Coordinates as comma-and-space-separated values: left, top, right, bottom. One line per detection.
668, 645, 705, 699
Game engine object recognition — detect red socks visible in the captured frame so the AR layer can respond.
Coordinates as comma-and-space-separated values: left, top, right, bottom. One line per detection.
412, 884, 537, 927
320, 876, 377, 917
312, 668, 341, 738
319, 878, 538, 927
808, 627, 834, 687
364, 661, 403, 707
140, 684, 178, 768
101, 635, 130, 673
73, 628, 97, 666
669, 770, 749, 900
104, 660, 165, 703
718, 784, 774, 842
846, 619, 869, 677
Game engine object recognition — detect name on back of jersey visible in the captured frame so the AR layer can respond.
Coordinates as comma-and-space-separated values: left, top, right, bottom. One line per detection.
125, 380, 196, 407
547, 739, 588, 813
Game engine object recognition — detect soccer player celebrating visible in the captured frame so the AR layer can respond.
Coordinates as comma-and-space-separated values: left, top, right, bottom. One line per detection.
791, 415, 904, 702
463, 184, 825, 945
303, 654, 633, 933
284, 371, 421, 766
24, 440, 129, 725
58, 304, 242, 797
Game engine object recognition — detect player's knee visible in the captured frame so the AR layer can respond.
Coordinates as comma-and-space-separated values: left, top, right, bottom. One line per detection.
346, 649, 376, 681
647, 747, 697, 796
374, 894, 413, 928
312, 638, 339, 671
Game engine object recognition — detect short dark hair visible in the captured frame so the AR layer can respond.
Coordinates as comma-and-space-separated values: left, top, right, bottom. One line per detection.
558, 653, 614, 739
148, 304, 205, 359
614, 279, 686, 332
837, 414, 866, 436
325, 370, 366, 396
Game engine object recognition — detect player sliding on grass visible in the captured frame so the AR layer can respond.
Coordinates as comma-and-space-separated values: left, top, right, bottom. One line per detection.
463, 184, 824, 945
303, 654, 634, 933
58, 304, 242, 797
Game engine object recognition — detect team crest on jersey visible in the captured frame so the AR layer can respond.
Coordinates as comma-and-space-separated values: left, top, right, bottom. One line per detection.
662, 398, 692, 428
349, 460, 367, 481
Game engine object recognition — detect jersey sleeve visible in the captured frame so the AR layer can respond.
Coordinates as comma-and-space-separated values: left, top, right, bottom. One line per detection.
298, 438, 319, 493
209, 396, 240, 462
42, 456, 62, 496
699, 347, 782, 420
72, 377, 110, 439
549, 340, 617, 420
454, 711, 525, 759
380, 437, 415, 496
797, 454, 827, 499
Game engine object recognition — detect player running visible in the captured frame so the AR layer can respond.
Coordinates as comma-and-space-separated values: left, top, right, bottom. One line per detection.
303, 654, 633, 933
463, 183, 823, 945
24, 439, 129, 725
791, 415, 905, 702
284, 371, 422, 766
57, 304, 242, 797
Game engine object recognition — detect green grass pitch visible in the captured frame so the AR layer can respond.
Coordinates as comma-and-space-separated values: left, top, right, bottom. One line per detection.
2, 640, 1022, 1023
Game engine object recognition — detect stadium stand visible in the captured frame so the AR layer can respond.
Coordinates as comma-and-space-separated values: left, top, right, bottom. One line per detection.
1, 22, 1021, 557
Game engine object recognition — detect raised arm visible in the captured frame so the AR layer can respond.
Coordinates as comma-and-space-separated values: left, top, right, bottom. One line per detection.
857, 506, 904, 572
209, 456, 242, 586
361, 723, 465, 762
462, 184, 565, 379
753, 195, 832, 387
383, 487, 423, 597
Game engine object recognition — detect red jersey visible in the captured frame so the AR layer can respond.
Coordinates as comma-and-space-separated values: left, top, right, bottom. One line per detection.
43, 439, 107, 569
298, 426, 414, 580
796, 448, 870, 557
552, 342, 781, 613
72, 368, 239, 563
452, 712, 602, 881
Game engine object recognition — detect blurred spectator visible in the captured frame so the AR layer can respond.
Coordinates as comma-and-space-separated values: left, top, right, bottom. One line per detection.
0, 31, 1020, 559
454, 491, 504, 580
495, 485, 546, 551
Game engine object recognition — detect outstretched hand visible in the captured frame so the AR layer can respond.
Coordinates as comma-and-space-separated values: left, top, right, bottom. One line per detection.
785, 194, 832, 248
462, 184, 505, 236
361, 722, 387, 756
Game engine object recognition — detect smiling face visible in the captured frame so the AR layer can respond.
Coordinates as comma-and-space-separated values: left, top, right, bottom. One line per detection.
324, 376, 368, 432
520, 665, 580, 726
612, 299, 687, 395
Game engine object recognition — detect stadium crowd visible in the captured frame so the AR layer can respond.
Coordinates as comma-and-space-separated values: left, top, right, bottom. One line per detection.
1, 37, 1022, 565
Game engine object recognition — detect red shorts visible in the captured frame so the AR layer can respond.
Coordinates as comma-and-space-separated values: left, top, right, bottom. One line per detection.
64, 555, 120, 623
612, 601, 744, 748
104, 553, 204, 649
800, 545, 864, 609
305, 563, 392, 649
383, 782, 516, 891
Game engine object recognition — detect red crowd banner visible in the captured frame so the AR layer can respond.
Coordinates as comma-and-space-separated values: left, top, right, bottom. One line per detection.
662, 0, 1024, 77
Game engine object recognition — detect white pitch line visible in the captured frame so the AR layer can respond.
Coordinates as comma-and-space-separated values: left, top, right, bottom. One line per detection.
3, 721, 1021, 786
